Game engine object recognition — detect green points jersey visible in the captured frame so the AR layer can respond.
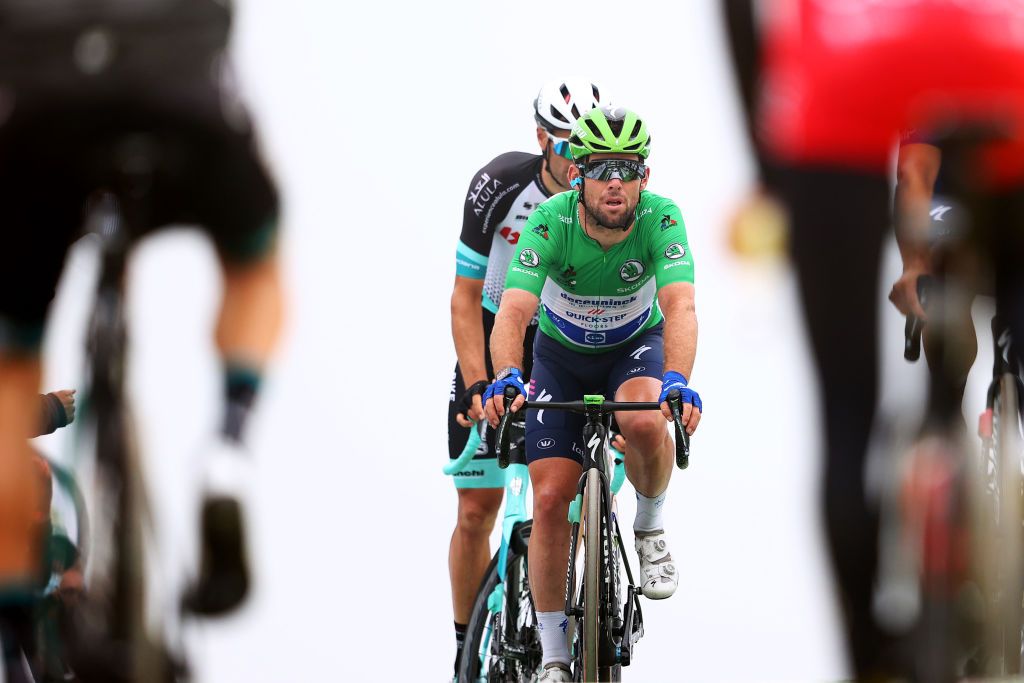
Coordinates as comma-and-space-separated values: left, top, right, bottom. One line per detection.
504, 190, 694, 353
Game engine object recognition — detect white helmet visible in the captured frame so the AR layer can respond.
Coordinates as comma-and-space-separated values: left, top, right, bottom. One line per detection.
533, 80, 606, 132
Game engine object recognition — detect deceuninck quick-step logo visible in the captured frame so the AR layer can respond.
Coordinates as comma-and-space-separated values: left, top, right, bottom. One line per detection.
665, 243, 686, 260
519, 249, 540, 268
619, 259, 644, 282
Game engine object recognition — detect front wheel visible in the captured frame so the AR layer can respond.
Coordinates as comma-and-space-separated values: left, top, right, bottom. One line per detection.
574, 470, 619, 682
993, 374, 1024, 675
459, 521, 540, 683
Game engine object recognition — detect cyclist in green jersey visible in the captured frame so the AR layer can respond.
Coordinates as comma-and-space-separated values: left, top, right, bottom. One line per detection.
483, 106, 703, 681
447, 81, 606, 675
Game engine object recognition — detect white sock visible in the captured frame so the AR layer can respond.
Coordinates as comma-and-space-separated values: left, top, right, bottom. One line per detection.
537, 610, 570, 666
634, 490, 666, 532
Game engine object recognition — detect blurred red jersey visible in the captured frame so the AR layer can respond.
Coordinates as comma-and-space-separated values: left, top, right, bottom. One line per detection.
760, 0, 1024, 181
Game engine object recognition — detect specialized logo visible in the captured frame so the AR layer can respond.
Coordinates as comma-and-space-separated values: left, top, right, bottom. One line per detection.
619, 259, 644, 282
538, 438, 556, 450
532, 224, 550, 240
627, 366, 646, 375
519, 249, 540, 268
534, 387, 553, 424
665, 243, 686, 260
630, 345, 652, 360
930, 205, 953, 222
588, 432, 602, 461
500, 226, 520, 245
660, 214, 678, 230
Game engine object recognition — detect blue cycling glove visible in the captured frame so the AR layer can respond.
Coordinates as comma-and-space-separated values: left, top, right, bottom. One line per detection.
483, 368, 526, 405
659, 371, 702, 412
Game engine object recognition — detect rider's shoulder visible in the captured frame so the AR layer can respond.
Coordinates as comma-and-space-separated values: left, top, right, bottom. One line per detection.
636, 191, 683, 223
468, 151, 542, 185
528, 192, 576, 234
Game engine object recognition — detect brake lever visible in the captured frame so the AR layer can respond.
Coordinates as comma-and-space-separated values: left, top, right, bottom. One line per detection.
496, 386, 518, 469
668, 389, 690, 469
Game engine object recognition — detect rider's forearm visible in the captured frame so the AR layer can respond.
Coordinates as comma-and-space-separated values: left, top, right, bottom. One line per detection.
33, 393, 67, 437
894, 146, 940, 270
662, 297, 698, 381
451, 286, 488, 385
894, 178, 933, 270
489, 306, 529, 373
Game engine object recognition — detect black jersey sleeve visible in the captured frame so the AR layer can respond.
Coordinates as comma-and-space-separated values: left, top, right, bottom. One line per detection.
455, 151, 543, 279
34, 393, 69, 437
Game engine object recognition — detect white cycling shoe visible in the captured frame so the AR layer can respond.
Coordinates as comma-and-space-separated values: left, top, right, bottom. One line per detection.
535, 662, 573, 682
634, 529, 678, 600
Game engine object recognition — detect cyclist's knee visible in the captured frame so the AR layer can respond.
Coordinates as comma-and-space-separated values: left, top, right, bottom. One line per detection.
617, 412, 667, 453
532, 484, 575, 524
456, 489, 501, 536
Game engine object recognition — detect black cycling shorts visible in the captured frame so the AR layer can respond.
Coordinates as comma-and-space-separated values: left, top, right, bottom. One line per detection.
0, 78, 279, 347
447, 309, 536, 461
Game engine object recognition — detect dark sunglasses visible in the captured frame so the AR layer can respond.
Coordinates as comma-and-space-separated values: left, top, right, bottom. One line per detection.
546, 133, 573, 159
576, 159, 647, 182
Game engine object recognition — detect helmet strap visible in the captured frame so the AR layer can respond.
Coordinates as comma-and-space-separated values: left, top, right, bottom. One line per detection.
542, 141, 570, 192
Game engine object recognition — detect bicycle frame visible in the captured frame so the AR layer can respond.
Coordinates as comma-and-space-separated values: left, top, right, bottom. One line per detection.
493, 391, 689, 675
445, 420, 629, 676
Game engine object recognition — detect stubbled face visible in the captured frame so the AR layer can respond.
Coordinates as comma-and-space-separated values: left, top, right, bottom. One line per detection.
570, 153, 649, 230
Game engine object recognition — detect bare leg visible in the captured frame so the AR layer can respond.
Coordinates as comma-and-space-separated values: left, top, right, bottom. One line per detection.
449, 487, 502, 623
0, 355, 42, 583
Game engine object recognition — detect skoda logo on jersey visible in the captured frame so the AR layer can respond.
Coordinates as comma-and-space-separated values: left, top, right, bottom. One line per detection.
519, 249, 540, 268
619, 259, 644, 282
538, 438, 556, 450
665, 243, 686, 260
585, 332, 606, 344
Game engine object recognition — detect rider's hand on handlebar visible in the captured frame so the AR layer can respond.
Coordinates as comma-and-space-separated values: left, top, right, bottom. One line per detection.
889, 265, 929, 320
659, 371, 702, 435
483, 368, 526, 427
455, 380, 488, 427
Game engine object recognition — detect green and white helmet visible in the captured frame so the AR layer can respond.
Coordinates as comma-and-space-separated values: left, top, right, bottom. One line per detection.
568, 106, 651, 160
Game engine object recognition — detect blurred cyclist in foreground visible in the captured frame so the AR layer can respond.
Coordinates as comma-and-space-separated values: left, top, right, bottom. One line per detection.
0, 0, 284, 618
722, 0, 1024, 677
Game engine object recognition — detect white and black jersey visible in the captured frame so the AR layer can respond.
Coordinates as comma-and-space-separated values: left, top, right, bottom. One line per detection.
454, 151, 556, 314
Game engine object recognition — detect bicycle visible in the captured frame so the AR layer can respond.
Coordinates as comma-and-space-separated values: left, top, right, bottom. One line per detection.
448, 419, 538, 683
494, 389, 689, 682
450, 420, 630, 683
898, 274, 1024, 679
975, 313, 1024, 675
61, 155, 188, 682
